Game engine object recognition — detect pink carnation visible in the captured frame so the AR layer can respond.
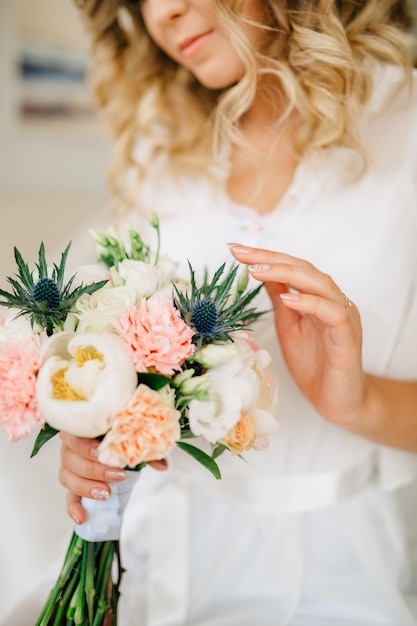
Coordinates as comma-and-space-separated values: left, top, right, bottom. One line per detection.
115, 297, 195, 376
0, 339, 42, 441
98, 384, 181, 468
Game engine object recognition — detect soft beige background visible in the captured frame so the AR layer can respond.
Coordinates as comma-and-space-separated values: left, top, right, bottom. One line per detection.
0, 0, 112, 288
0, 0, 416, 622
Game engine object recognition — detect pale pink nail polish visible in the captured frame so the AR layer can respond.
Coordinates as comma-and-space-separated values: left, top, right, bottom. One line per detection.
248, 264, 271, 273
71, 512, 82, 525
280, 292, 300, 301
91, 488, 110, 501
228, 243, 256, 254
104, 468, 127, 481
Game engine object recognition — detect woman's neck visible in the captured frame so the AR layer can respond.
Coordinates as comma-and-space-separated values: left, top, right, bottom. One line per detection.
227, 92, 299, 215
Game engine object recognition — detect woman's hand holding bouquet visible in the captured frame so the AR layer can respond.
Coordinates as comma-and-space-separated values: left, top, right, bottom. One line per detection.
0, 213, 278, 626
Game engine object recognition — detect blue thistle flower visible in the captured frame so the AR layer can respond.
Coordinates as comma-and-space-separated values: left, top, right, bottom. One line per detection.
32, 277, 62, 310
190, 299, 219, 338
0, 242, 107, 335
173, 262, 266, 348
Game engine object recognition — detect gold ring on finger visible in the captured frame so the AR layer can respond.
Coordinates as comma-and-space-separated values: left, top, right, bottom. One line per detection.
342, 293, 352, 309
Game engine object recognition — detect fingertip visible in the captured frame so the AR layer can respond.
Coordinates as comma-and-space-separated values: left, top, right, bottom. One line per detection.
227, 243, 256, 256
149, 459, 168, 471
69, 502, 86, 525
67, 493, 86, 525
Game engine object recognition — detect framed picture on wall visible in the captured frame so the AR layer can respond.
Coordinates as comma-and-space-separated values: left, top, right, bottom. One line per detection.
4, 0, 100, 134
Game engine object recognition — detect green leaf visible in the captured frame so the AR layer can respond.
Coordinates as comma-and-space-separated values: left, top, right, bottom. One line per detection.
177, 441, 221, 479
36, 242, 48, 279
6, 276, 29, 299
129, 462, 147, 472
31, 423, 59, 457
14, 247, 34, 290
211, 442, 228, 460
137, 372, 171, 390
55, 242, 72, 289
178, 428, 196, 440
69, 279, 108, 301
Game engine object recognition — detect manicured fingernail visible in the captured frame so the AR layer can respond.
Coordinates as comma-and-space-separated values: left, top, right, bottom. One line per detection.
90, 445, 99, 459
104, 468, 127, 481
248, 264, 271, 273
71, 512, 82, 525
91, 488, 110, 501
280, 292, 300, 302
153, 460, 168, 470
228, 243, 255, 254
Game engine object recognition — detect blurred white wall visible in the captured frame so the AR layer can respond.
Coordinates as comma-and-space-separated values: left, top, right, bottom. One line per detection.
0, 0, 113, 621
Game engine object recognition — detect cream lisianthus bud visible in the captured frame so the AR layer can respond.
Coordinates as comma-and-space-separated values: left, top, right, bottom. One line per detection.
36, 332, 137, 437
173, 368, 195, 386
180, 374, 211, 399
191, 343, 238, 368
147, 209, 159, 229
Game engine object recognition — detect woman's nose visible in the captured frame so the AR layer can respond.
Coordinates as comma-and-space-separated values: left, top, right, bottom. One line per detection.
146, 0, 188, 24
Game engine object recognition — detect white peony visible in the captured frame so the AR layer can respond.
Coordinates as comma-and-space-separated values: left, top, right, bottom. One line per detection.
36, 332, 137, 437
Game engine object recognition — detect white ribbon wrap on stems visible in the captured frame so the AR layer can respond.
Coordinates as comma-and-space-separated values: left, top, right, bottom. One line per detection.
74, 471, 139, 542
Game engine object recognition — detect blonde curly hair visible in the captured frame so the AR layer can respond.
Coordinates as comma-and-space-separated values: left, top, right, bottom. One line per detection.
74, 0, 414, 202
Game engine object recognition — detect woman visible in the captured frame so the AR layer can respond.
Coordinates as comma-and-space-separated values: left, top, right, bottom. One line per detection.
60, 1, 417, 625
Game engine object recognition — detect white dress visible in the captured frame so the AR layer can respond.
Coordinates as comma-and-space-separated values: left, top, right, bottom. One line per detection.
1, 64, 416, 626
117, 63, 417, 626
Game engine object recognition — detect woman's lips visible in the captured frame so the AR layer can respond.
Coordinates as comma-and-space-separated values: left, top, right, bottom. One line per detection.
179, 30, 213, 59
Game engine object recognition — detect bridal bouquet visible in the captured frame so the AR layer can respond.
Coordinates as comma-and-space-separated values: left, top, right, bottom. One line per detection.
0, 213, 278, 626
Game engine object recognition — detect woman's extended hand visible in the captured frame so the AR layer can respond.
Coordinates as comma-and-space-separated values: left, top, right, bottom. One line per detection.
59, 432, 167, 525
229, 244, 365, 428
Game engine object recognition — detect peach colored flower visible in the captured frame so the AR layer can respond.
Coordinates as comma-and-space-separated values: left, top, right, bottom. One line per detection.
221, 410, 256, 455
97, 384, 181, 468
0, 339, 42, 441
115, 296, 195, 376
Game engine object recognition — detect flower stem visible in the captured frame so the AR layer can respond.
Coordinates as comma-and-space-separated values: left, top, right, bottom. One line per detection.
35, 536, 120, 626
35, 533, 83, 626
85, 541, 96, 625
51, 559, 80, 626
73, 542, 89, 625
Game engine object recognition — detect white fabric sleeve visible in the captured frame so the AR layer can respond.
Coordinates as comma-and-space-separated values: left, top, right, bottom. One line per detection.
74, 471, 139, 542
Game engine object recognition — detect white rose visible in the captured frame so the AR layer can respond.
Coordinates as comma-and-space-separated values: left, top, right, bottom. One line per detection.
116, 256, 177, 301
149, 253, 178, 284
116, 260, 159, 300
187, 372, 243, 443
36, 332, 137, 437
74, 285, 136, 332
